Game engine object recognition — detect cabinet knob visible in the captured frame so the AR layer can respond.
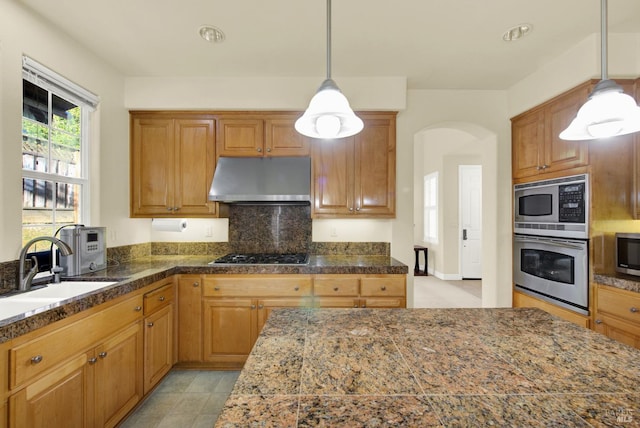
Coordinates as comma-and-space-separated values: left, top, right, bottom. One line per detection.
251, 304, 256, 309
356, 207, 361, 211
381, 286, 387, 291
333, 287, 339, 292
166, 207, 173, 211
361, 303, 367, 308
630, 307, 638, 313
214, 286, 220, 291
257, 147, 262, 152
147, 322, 154, 327
135, 306, 142, 312
99, 352, 108, 359
353, 303, 359, 308
349, 207, 354, 211
193, 282, 200, 287
158, 296, 165, 302
88, 357, 98, 365
595, 319, 603, 324
294, 286, 300, 291
30, 355, 43, 365
267, 148, 271, 152
258, 304, 264, 309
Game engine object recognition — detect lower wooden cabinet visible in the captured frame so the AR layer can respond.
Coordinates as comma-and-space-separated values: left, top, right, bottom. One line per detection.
9, 321, 143, 428
594, 284, 640, 349
143, 280, 175, 394
177, 275, 203, 363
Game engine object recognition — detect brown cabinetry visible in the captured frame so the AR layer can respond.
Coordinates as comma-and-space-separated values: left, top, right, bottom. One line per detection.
512, 291, 590, 328
216, 114, 310, 158
594, 284, 640, 349
312, 113, 396, 218
512, 82, 591, 180
142, 279, 175, 394
8, 294, 144, 428
314, 274, 406, 308
176, 275, 203, 363
130, 113, 216, 217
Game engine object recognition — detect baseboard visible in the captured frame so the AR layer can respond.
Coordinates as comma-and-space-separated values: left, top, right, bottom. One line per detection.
431, 271, 462, 281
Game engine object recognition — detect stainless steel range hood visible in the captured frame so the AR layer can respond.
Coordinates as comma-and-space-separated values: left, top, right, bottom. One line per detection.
208, 157, 311, 203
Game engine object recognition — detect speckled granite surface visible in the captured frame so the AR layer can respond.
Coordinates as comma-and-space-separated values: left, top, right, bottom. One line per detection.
594, 273, 640, 294
0, 254, 407, 344
216, 308, 640, 427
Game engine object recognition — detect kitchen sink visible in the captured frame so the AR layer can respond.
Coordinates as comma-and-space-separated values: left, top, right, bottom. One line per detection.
0, 281, 118, 322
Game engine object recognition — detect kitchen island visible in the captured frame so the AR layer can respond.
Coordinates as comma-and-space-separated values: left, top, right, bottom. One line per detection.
215, 307, 640, 427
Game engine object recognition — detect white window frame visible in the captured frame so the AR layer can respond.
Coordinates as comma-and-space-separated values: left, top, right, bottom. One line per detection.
423, 172, 438, 243
21, 57, 99, 239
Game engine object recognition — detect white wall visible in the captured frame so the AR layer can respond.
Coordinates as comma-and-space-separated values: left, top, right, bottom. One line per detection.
0, 0, 131, 261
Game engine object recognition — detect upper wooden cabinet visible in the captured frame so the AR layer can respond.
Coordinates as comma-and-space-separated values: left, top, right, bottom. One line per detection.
512, 82, 591, 180
216, 113, 310, 158
130, 113, 216, 217
312, 112, 396, 218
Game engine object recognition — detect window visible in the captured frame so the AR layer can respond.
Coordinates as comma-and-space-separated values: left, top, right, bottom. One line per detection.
21, 57, 98, 247
423, 172, 438, 243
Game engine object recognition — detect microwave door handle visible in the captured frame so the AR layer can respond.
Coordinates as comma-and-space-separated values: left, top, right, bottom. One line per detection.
514, 237, 584, 251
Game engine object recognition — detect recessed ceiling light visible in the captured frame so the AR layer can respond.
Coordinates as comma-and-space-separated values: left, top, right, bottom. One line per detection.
502, 24, 533, 41
199, 25, 225, 43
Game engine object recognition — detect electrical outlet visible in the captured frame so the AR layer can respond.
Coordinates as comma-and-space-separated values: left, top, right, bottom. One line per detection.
330, 227, 338, 237
205, 225, 213, 237
109, 230, 117, 243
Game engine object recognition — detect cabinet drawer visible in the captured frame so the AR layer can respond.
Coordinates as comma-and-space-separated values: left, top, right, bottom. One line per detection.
360, 276, 405, 297
10, 294, 143, 389
144, 281, 175, 315
203, 275, 312, 297
597, 286, 640, 325
313, 277, 359, 296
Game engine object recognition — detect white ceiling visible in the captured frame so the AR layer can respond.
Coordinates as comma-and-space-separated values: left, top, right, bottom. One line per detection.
17, 0, 640, 90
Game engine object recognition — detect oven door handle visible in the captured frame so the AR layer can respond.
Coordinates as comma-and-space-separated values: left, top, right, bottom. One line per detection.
514, 236, 585, 251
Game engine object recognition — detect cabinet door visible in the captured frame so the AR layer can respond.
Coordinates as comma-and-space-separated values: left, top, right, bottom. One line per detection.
144, 304, 173, 394
361, 297, 406, 308
257, 298, 313, 333
130, 117, 175, 216
94, 322, 143, 428
594, 313, 640, 349
512, 110, 544, 179
10, 353, 91, 428
313, 297, 360, 308
311, 137, 355, 216
174, 119, 216, 215
544, 85, 590, 173
264, 117, 310, 157
177, 276, 202, 362
203, 298, 257, 365
353, 117, 396, 217
217, 118, 264, 157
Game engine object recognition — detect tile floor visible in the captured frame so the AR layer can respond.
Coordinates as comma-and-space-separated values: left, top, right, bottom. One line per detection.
119, 370, 239, 428
119, 276, 481, 427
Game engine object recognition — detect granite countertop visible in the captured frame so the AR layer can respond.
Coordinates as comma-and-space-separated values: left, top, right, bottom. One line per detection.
215, 307, 640, 427
0, 254, 407, 344
594, 273, 640, 294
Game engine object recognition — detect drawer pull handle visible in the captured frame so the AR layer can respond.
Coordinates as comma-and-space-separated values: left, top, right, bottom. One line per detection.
159, 296, 165, 302
595, 319, 603, 324
148, 322, 154, 327
294, 286, 300, 291
193, 282, 200, 287
30, 355, 43, 364
88, 357, 98, 365
135, 306, 142, 312
381, 286, 387, 291
631, 307, 638, 313
99, 352, 108, 359
214, 287, 220, 291
333, 287, 339, 292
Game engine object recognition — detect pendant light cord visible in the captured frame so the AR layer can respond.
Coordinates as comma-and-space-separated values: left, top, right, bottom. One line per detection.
326, 0, 332, 80
601, 0, 608, 80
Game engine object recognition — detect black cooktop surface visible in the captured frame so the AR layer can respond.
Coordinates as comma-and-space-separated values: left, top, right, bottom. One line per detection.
212, 253, 310, 265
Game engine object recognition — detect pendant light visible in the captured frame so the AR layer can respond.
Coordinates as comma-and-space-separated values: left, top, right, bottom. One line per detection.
560, 0, 640, 140
295, 0, 363, 139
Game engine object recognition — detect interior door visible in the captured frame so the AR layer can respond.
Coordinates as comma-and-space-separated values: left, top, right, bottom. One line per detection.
460, 165, 482, 279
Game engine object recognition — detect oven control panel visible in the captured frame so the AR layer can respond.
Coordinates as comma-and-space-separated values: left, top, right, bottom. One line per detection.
558, 183, 585, 223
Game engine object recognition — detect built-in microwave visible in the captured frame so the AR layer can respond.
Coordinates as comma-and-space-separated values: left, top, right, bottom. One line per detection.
514, 174, 589, 239
616, 233, 640, 277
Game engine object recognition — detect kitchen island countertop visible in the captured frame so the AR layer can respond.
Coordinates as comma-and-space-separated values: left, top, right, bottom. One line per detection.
0, 254, 407, 343
215, 307, 640, 427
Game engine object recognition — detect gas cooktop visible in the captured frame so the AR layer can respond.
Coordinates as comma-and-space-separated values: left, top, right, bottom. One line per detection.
211, 253, 310, 265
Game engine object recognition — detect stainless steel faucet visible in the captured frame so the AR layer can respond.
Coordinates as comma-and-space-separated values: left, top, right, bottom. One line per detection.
18, 236, 73, 291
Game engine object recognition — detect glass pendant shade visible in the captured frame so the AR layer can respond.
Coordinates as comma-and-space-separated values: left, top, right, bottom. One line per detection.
295, 79, 364, 138
559, 80, 640, 140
